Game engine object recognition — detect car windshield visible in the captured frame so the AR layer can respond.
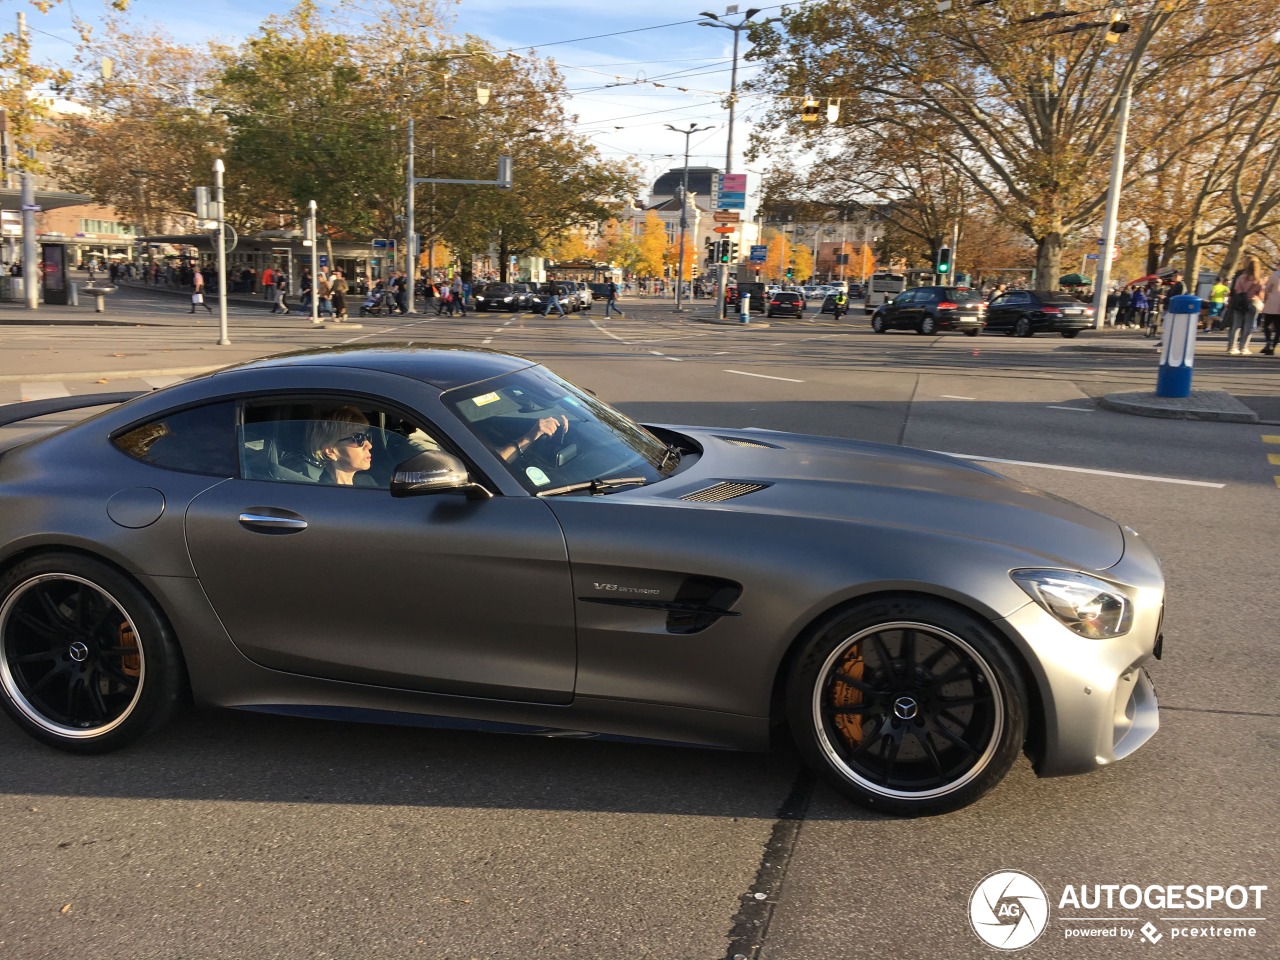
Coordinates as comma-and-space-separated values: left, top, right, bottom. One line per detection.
443, 366, 672, 495
939, 287, 984, 302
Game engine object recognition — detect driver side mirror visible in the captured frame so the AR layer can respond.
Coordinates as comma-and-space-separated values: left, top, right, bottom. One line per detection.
390, 450, 491, 500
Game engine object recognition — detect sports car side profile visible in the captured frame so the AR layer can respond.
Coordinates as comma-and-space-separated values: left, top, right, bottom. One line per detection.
0, 345, 1162, 815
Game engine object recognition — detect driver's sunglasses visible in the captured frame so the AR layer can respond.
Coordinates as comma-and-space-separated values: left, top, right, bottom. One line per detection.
337, 432, 372, 446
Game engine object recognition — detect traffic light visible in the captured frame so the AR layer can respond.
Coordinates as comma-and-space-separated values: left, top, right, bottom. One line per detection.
935, 246, 952, 275
719, 239, 731, 263
729, 241, 739, 262
786, 262, 794, 279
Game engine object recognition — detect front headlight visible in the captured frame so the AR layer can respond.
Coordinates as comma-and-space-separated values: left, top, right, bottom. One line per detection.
1011, 569, 1133, 639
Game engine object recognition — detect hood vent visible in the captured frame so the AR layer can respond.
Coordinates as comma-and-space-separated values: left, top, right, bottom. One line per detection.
682, 481, 770, 503
715, 435, 782, 449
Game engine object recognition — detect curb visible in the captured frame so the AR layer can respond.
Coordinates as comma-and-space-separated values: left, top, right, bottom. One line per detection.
0, 364, 238, 385
1098, 390, 1260, 423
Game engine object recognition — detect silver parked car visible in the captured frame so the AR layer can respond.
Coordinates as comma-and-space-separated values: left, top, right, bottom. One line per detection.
0, 346, 1161, 815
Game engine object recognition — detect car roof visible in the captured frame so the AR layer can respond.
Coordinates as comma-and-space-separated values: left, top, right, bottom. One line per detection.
224, 343, 537, 391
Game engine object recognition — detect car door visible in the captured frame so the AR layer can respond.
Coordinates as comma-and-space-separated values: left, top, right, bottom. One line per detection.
884, 289, 917, 329
184, 395, 577, 705
986, 292, 1025, 331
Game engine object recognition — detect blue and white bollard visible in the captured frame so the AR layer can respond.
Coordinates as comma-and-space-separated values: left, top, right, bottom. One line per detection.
1156, 294, 1201, 398
740, 292, 750, 323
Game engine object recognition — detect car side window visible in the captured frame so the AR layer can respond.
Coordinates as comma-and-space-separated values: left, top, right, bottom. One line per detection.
894, 290, 916, 303
112, 402, 238, 476
240, 398, 444, 489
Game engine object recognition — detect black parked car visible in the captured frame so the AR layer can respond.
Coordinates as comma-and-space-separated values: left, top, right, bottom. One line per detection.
870, 286, 986, 336
984, 290, 1095, 338
765, 291, 805, 318
473, 283, 525, 312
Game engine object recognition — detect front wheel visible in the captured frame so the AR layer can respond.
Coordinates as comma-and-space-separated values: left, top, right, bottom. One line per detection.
785, 596, 1027, 816
1015, 316, 1034, 338
871, 314, 886, 333
0, 554, 184, 753
920, 316, 938, 335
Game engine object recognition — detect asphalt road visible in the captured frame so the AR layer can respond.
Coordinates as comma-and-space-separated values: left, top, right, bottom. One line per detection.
1, 287, 1277, 959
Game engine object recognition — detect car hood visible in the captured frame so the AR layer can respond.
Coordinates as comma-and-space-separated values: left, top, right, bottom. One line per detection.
652, 427, 1125, 571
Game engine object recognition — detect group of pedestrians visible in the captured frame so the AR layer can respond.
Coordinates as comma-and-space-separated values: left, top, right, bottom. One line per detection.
1224, 256, 1280, 356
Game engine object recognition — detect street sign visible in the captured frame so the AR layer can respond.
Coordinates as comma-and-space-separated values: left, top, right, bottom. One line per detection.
749, 244, 767, 263
1085, 253, 1099, 260
712, 225, 736, 234
712, 211, 741, 223
719, 173, 747, 192
21, 204, 40, 212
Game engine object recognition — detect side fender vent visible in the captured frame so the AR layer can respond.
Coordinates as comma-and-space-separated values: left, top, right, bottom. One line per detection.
714, 435, 782, 449
682, 481, 770, 503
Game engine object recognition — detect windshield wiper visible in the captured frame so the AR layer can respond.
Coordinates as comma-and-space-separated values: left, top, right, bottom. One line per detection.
536, 475, 649, 497
658, 443, 682, 474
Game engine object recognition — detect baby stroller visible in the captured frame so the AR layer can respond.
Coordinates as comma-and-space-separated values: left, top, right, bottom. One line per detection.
359, 285, 392, 316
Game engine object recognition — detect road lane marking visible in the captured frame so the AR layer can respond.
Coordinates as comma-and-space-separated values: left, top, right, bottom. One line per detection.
1268, 454, 1280, 465
481, 338, 493, 344
725, 369, 806, 383
935, 451, 1225, 488
1047, 405, 1093, 412
942, 395, 974, 400
650, 350, 664, 356
20, 382, 70, 402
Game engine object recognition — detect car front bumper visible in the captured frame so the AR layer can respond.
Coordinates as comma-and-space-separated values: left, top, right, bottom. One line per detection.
999, 531, 1164, 778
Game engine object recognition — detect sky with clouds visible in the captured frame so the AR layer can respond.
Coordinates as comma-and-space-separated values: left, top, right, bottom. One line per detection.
23, 0, 789, 196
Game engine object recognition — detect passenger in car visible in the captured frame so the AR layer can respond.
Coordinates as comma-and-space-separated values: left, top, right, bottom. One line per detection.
305, 407, 376, 485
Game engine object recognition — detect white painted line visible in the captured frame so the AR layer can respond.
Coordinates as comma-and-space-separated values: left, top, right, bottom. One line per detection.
666, 356, 684, 362
1047, 405, 1093, 413
650, 350, 664, 356
20, 382, 70, 402
934, 451, 1225, 488
503, 321, 512, 326
492, 329, 504, 334
942, 395, 975, 400
143, 376, 182, 389
481, 338, 493, 344
725, 369, 806, 383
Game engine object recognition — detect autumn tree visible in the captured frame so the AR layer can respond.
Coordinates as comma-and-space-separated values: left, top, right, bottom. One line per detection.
635, 211, 668, 277
746, 0, 1261, 289
53, 19, 222, 233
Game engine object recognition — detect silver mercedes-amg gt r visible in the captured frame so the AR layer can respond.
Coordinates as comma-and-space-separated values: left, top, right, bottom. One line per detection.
0, 345, 1162, 816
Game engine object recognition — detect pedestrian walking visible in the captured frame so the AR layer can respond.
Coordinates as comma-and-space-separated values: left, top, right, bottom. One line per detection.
330, 269, 349, 321
1207, 277, 1230, 330
1226, 256, 1265, 355
1260, 259, 1280, 355
316, 272, 334, 317
543, 279, 566, 317
436, 283, 452, 315
262, 265, 276, 302
451, 276, 468, 316
272, 271, 291, 314
189, 267, 213, 314
392, 271, 408, 315
603, 279, 623, 317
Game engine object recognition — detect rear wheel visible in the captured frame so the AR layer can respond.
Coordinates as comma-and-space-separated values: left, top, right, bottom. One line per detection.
1061, 330, 1080, 339
1015, 316, 1034, 337
0, 554, 183, 753
786, 596, 1027, 816
920, 316, 938, 335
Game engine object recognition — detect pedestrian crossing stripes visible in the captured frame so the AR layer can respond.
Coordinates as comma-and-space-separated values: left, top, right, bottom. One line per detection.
1264, 435, 1280, 488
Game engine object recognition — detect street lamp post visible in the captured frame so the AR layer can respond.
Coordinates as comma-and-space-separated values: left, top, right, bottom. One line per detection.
665, 122, 713, 313
699, 7, 782, 318
213, 158, 229, 345
307, 200, 319, 325
1092, 81, 1131, 329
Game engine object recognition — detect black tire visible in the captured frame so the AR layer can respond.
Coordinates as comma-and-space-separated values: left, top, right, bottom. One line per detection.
871, 314, 887, 333
1015, 316, 1034, 338
1060, 330, 1080, 339
359, 306, 370, 316
785, 596, 1027, 816
0, 554, 184, 753
964, 328, 981, 337
920, 316, 938, 335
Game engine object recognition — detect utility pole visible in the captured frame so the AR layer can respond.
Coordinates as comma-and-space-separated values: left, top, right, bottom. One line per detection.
1092, 82, 1131, 329
405, 117, 416, 314
17, 13, 38, 310
307, 199, 319, 324
665, 123, 713, 313
213, 159, 229, 345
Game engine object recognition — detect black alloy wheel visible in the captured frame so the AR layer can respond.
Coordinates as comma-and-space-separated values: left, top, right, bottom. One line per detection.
786, 596, 1026, 816
0, 554, 184, 753
1015, 316, 1035, 337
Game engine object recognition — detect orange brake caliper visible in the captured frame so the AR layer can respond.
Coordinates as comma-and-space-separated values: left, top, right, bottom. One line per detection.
831, 648, 865, 745
118, 623, 141, 679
